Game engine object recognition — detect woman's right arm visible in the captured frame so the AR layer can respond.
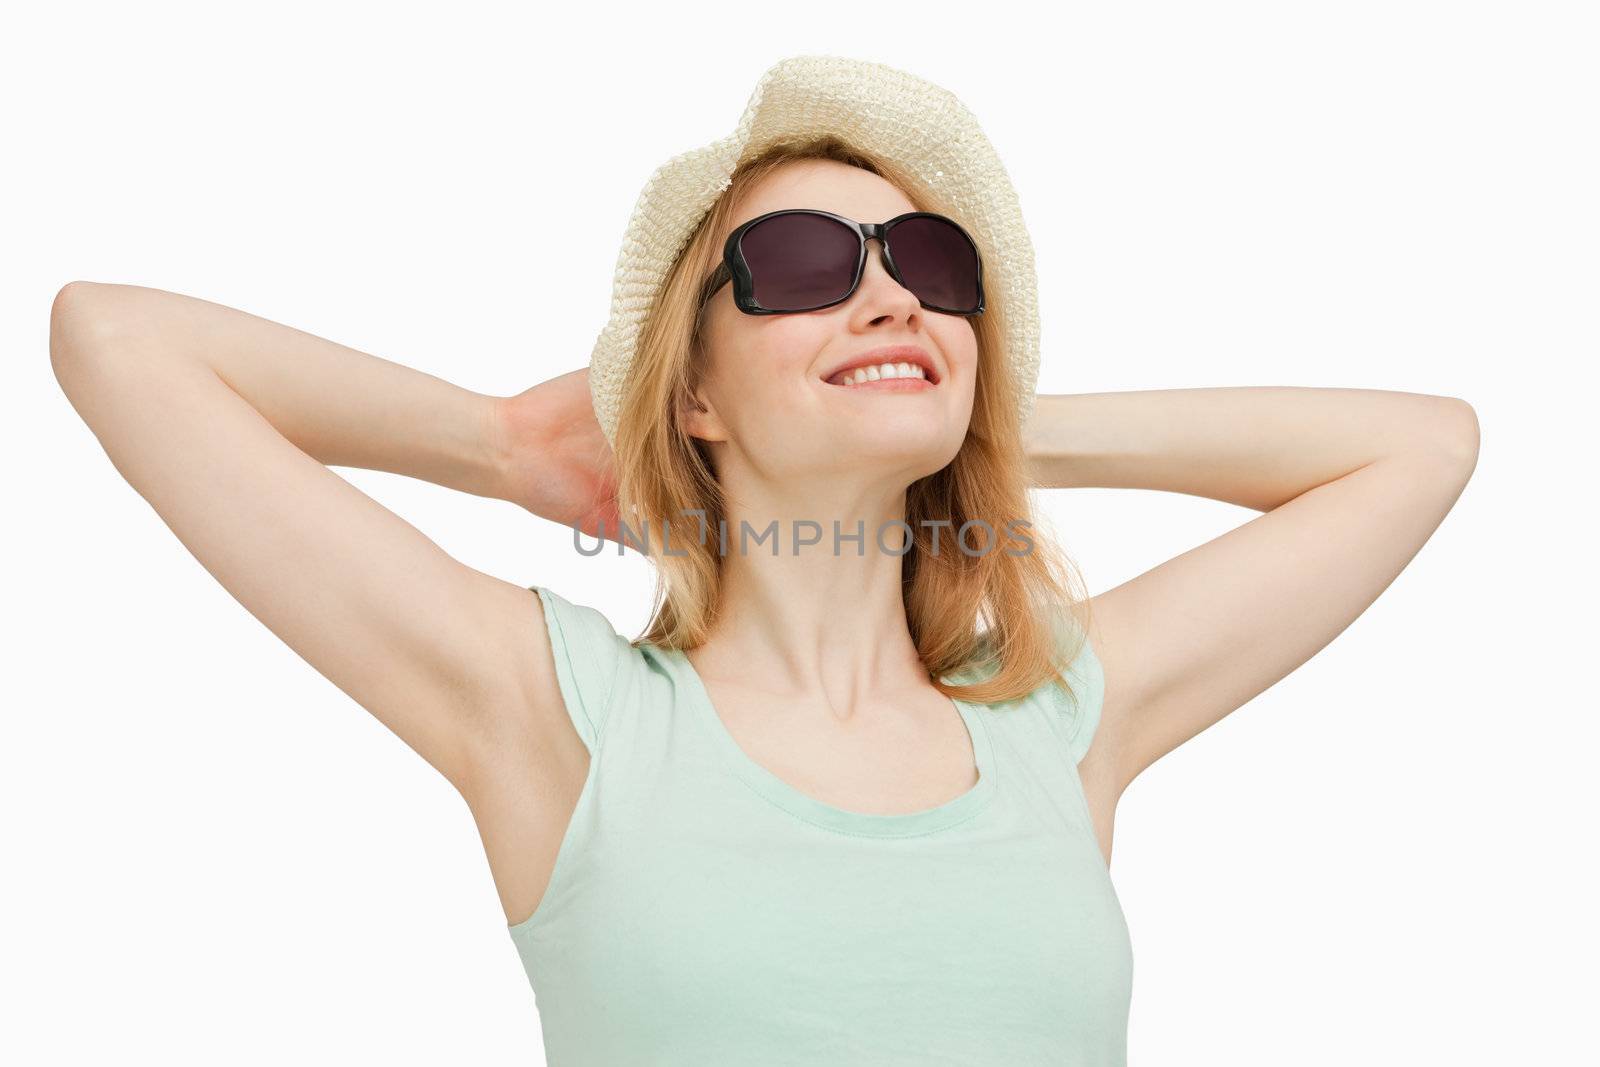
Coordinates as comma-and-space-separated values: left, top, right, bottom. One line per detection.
48, 280, 570, 799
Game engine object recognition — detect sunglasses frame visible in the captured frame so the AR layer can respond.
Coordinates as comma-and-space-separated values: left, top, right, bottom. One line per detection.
700, 208, 986, 317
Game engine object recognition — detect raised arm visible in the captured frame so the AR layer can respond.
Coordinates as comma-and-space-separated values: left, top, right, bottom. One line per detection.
1025, 387, 1480, 844
48, 281, 569, 796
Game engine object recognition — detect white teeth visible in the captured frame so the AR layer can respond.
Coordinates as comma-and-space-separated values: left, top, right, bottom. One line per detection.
834, 361, 929, 386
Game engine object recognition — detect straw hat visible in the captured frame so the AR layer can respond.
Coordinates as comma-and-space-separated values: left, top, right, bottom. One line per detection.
587, 53, 1041, 448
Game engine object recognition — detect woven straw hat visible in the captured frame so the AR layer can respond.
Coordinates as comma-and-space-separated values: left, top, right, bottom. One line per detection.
587, 53, 1041, 448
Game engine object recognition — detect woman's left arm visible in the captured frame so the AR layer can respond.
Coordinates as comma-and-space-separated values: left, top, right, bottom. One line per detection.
1026, 387, 1480, 798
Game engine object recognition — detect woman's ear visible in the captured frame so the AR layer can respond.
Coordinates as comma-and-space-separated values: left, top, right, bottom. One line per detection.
678, 384, 728, 443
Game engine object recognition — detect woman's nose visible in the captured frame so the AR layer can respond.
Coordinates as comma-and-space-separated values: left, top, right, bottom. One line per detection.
858, 237, 914, 301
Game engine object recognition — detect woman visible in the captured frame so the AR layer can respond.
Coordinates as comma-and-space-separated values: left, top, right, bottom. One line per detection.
49, 57, 1478, 1066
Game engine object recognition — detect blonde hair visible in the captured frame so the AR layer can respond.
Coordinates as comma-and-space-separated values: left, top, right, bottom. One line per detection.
607, 134, 1094, 706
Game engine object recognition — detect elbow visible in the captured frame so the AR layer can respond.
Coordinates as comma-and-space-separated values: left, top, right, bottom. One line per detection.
50, 281, 126, 394
50, 281, 100, 370
1429, 396, 1480, 475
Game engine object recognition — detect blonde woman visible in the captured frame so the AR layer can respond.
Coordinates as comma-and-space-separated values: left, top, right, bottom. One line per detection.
50, 58, 1478, 1067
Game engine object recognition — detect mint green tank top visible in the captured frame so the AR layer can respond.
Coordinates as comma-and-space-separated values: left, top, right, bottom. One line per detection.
508, 585, 1133, 1065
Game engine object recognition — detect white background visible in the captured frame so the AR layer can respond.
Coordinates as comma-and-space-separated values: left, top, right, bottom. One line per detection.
5, 1, 1595, 1063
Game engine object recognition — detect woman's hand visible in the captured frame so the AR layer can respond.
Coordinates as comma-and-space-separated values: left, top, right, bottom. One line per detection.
495, 368, 623, 545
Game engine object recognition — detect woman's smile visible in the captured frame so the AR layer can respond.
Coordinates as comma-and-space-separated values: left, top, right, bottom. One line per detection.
825, 361, 937, 390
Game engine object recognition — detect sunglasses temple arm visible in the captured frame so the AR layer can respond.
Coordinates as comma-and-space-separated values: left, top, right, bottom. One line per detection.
700, 261, 732, 307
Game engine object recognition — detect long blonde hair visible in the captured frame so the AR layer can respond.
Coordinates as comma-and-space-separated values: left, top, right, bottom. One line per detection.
606, 134, 1094, 706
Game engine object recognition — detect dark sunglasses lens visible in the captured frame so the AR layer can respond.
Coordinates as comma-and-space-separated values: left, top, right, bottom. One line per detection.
889, 216, 981, 312
740, 213, 860, 311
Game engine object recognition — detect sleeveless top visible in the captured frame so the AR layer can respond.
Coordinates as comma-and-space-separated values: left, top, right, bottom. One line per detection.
508, 585, 1134, 1066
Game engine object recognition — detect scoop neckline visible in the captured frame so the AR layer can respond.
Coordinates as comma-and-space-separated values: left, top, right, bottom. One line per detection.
657, 643, 997, 838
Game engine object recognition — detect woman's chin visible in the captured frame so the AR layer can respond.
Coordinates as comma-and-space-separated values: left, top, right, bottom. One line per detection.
806, 418, 959, 468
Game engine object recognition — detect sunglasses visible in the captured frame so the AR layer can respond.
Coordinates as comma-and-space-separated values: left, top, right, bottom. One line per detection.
700, 208, 986, 316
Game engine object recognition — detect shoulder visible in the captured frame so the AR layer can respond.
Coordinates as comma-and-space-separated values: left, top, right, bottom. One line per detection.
467, 583, 652, 762
525, 585, 650, 753
956, 608, 1106, 765
1049, 617, 1107, 764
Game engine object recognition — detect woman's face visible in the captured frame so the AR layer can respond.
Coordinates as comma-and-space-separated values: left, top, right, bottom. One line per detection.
690, 159, 979, 491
